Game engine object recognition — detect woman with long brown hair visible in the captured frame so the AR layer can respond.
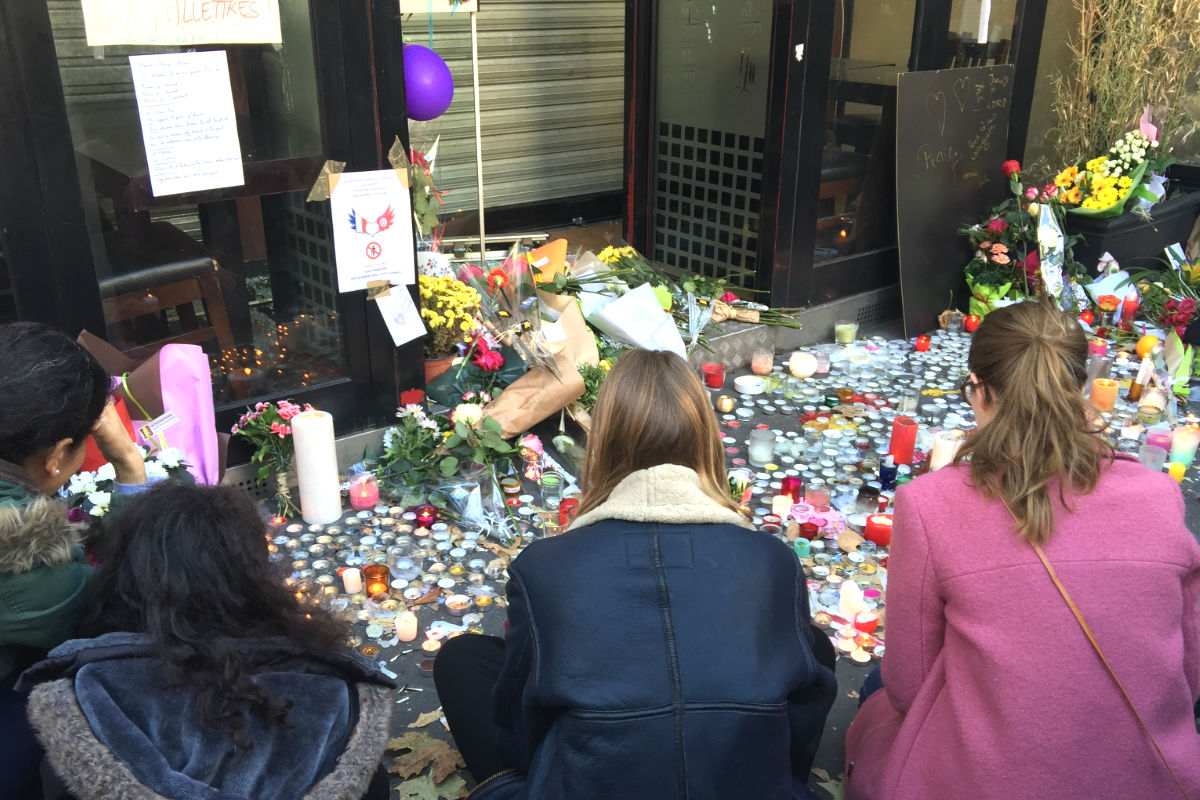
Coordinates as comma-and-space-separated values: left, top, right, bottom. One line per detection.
845, 300, 1200, 799
435, 348, 837, 800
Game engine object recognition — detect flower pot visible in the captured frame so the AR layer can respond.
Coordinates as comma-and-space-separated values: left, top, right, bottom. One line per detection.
1065, 189, 1200, 272
424, 355, 456, 384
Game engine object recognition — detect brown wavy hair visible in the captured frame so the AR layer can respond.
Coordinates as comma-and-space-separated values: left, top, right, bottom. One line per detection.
955, 299, 1113, 544
578, 349, 740, 516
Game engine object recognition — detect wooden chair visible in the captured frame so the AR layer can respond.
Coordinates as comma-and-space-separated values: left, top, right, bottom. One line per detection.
99, 222, 235, 362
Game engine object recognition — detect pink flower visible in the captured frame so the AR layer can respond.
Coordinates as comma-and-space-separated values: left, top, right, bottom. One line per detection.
989, 243, 1008, 255
986, 219, 1008, 234
720, 291, 739, 303
276, 425, 291, 439
255, 402, 269, 411
270, 421, 282, 434
992, 253, 1011, 265
473, 348, 504, 371
231, 424, 240, 434
1023, 187, 1039, 200
1180, 298, 1197, 315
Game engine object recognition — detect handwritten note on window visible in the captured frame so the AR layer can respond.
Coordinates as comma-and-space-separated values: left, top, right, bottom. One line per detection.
130, 51, 245, 197
83, 0, 282, 46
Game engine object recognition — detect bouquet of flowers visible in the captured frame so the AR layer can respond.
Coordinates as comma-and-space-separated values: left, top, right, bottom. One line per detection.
376, 403, 445, 505
1053, 130, 1172, 217
231, 399, 314, 516
65, 447, 189, 521
419, 275, 481, 360
962, 161, 1087, 317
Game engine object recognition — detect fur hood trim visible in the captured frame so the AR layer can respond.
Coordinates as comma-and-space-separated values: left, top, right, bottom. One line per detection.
570, 464, 753, 531
0, 494, 84, 574
26, 679, 394, 800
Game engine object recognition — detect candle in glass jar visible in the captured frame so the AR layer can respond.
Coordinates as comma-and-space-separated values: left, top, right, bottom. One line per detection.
835, 320, 859, 345
864, 514, 893, 547
779, 475, 803, 502
750, 349, 775, 375
291, 410, 343, 525
700, 362, 726, 388
888, 416, 919, 466
789, 351, 818, 379
927, 430, 964, 471
1122, 291, 1140, 322
854, 610, 879, 634
1090, 378, 1119, 412
340, 567, 363, 595
414, 505, 438, 527
362, 565, 390, 597
396, 611, 418, 642
349, 473, 380, 511
771, 494, 793, 517
1170, 425, 1200, 467
1088, 338, 1108, 357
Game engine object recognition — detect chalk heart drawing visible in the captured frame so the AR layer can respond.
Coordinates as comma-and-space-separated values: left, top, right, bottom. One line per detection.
927, 91, 947, 136
952, 76, 971, 112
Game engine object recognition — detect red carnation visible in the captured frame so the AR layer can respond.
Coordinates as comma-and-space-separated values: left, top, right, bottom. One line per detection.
1001, 160, 1021, 179
399, 388, 425, 405
473, 348, 504, 371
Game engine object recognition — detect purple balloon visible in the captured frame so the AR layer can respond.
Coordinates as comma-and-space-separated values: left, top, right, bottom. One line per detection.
404, 44, 454, 121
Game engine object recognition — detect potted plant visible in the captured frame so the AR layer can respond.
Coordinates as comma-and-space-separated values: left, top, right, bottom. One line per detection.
1047, 0, 1200, 268
418, 274, 481, 383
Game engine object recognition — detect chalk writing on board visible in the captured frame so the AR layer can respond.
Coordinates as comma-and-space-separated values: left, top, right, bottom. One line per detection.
82, 0, 282, 46
130, 51, 245, 197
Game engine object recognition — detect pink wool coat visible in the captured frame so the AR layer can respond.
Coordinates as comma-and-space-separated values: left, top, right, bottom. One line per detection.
846, 456, 1200, 800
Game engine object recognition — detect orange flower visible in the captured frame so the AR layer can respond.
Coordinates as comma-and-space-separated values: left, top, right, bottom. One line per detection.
1097, 294, 1119, 312
487, 267, 509, 291
990, 243, 1008, 255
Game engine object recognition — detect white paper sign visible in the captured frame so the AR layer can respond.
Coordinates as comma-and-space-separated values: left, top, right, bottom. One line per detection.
375, 291, 427, 347
83, 0, 282, 46
329, 170, 416, 292
130, 51, 245, 197
400, 0, 477, 13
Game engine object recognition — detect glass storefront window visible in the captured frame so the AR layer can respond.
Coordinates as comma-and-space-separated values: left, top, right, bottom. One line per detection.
46, 0, 344, 406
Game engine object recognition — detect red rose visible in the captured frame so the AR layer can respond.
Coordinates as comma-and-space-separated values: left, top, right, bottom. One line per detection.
1180, 298, 1197, 315
399, 388, 425, 405
986, 218, 1008, 234
1001, 160, 1022, 179
473, 348, 505, 371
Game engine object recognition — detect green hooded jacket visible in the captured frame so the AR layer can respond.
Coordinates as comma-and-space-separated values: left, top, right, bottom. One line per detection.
0, 469, 96, 682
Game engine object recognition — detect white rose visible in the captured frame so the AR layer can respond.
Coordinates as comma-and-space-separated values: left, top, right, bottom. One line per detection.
452, 403, 484, 427
156, 448, 184, 468
95, 463, 116, 482
145, 461, 168, 479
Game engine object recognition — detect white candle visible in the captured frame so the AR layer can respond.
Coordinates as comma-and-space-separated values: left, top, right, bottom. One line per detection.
291, 410, 342, 524
771, 494, 793, 517
838, 580, 864, 618
396, 611, 418, 642
928, 429, 965, 471
341, 568, 363, 595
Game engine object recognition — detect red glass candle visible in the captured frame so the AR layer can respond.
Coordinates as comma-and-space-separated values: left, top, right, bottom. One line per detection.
779, 476, 802, 502
854, 610, 879, 634
1088, 338, 1107, 356
700, 362, 726, 389
799, 521, 819, 540
888, 416, 919, 465
864, 514, 893, 547
1122, 291, 1139, 321
349, 474, 380, 511
559, 497, 580, 526
414, 505, 438, 527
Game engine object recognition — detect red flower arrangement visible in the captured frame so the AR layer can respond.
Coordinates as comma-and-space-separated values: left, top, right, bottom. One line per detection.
471, 339, 505, 371
1162, 297, 1198, 337
1001, 160, 1022, 179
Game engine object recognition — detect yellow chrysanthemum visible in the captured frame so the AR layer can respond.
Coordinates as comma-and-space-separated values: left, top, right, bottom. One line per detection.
1118, 176, 1133, 189
1054, 166, 1079, 188
1064, 187, 1083, 204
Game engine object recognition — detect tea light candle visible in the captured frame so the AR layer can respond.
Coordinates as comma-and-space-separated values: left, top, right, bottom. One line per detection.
421, 635, 441, 656
813, 611, 833, 626
396, 611, 418, 642
414, 505, 438, 527
349, 474, 380, 511
291, 410, 342, 525
474, 595, 493, 611
850, 649, 874, 664
1090, 378, 1119, 412
1170, 425, 1200, 467
854, 610, 879, 634
340, 567, 363, 595
444, 595, 472, 617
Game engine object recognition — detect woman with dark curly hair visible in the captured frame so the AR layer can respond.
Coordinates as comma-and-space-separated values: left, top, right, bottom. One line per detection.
0, 321, 151, 796
18, 482, 395, 800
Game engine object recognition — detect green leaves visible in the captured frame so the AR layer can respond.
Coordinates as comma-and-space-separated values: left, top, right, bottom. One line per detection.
439, 456, 459, 477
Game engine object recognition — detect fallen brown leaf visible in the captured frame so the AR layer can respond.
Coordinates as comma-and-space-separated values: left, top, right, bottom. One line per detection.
386, 732, 465, 783
408, 709, 443, 729
395, 773, 468, 800
412, 587, 442, 606
479, 540, 521, 559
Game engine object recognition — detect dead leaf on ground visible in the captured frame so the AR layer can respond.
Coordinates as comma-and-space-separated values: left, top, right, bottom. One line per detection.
394, 772, 468, 800
408, 709, 444, 729
811, 767, 831, 782
479, 540, 520, 559
412, 587, 442, 606
386, 732, 465, 783
847, 690, 860, 699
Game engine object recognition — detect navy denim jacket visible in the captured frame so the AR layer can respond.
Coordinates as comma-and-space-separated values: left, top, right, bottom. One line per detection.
475, 515, 837, 800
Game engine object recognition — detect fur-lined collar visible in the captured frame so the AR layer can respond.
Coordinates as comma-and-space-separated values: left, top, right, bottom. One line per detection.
570, 464, 753, 531
0, 492, 84, 574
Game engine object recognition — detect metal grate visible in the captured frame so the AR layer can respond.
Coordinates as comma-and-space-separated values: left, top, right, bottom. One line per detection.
652, 122, 764, 288
856, 295, 902, 327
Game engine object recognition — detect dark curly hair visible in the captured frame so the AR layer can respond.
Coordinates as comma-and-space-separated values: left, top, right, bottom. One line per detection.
81, 482, 351, 748
0, 322, 110, 464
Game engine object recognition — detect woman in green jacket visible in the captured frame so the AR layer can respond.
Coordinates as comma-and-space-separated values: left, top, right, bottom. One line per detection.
0, 322, 149, 797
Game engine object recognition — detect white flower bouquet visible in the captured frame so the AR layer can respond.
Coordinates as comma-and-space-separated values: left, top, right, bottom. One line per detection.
64, 447, 190, 519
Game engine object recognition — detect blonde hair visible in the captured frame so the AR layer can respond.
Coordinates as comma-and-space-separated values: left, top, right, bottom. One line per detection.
578, 349, 739, 516
955, 299, 1113, 544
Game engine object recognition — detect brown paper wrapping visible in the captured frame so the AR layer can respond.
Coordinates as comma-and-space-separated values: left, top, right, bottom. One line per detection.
710, 300, 760, 324
78, 330, 166, 418
482, 293, 599, 439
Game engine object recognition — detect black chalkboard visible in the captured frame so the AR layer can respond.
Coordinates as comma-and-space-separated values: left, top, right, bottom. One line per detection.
896, 65, 1014, 338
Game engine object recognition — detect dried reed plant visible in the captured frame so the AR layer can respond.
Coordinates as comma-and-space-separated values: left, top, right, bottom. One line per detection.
1049, 0, 1200, 164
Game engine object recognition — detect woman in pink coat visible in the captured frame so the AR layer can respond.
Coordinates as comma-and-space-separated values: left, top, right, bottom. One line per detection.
845, 300, 1200, 800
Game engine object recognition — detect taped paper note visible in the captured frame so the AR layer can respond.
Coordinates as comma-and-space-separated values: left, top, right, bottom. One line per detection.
329, 170, 416, 292
375, 291, 427, 347
83, 0, 282, 46
130, 51, 244, 197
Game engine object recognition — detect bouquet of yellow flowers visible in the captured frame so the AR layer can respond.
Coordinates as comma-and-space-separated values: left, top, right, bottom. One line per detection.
418, 275, 480, 359
1053, 130, 1171, 218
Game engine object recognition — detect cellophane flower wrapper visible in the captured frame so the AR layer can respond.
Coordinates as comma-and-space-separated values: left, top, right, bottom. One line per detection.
585, 282, 688, 358
457, 242, 561, 379
429, 467, 520, 543
965, 277, 1014, 319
